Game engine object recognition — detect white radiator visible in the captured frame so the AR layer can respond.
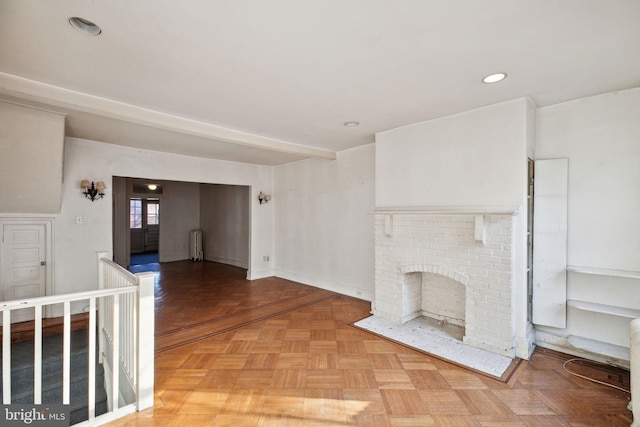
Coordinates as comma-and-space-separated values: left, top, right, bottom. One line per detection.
190, 230, 203, 261
631, 318, 640, 426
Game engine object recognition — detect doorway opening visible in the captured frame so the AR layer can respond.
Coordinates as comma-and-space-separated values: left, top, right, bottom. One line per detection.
130, 197, 160, 266
112, 177, 251, 273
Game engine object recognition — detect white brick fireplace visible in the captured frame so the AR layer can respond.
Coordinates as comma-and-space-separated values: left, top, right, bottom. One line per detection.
373, 210, 517, 358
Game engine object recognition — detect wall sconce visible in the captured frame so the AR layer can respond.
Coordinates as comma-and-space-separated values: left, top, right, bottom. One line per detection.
258, 191, 271, 204
81, 180, 106, 201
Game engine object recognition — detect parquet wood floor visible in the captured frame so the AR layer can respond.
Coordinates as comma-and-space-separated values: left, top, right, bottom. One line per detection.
112, 261, 633, 426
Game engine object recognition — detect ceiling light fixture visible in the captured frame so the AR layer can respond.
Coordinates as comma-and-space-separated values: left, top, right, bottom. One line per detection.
69, 17, 102, 36
344, 121, 360, 127
482, 73, 507, 84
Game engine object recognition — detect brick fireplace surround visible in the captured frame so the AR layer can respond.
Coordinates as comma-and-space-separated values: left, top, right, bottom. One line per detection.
373, 210, 517, 358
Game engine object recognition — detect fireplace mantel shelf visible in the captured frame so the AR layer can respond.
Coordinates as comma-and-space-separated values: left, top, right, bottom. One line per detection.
373, 206, 520, 216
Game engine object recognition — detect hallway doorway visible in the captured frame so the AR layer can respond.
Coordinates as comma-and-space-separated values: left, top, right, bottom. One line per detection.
112, 177, 250, 271
130, 197, 160, 265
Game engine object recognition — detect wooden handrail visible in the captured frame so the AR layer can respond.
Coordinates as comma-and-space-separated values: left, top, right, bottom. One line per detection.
0, 286, 136, 310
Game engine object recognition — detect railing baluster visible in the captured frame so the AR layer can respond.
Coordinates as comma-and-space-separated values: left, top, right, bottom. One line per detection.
63, 301, 71, 405
129, 293, 134, 379
98, 254, 105, 366
122, 294, 127, 374
34, 305, 42, 404
132, 290, 138, 383
125, 294, 129, 374
88, 297, 96, 420
2, 311, 11, 404
111, 294, 120, 411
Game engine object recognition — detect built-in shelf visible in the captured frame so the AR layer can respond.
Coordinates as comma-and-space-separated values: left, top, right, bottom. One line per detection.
565, 266, 640, 320
566, 265, 640, 280
567, 299, 640, 319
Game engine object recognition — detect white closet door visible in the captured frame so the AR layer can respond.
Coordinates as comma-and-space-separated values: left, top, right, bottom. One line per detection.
1, 224, 47, 323
532, 158, 568, 328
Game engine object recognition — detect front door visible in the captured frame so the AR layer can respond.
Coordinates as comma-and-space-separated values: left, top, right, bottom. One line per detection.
1, 223, 47, 323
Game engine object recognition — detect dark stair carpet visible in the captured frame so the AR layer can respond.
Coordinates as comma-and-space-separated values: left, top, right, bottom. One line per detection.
0, 328, 108, 425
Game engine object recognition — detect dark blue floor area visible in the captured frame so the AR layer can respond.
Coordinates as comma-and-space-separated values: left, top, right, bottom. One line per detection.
130, 252, 159, 265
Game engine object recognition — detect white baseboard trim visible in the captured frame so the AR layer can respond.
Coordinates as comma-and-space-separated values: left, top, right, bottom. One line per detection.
534, 328, 630, 368
247, 269, 275, 280
275, 269, 373, 302
205, 254, 248, 269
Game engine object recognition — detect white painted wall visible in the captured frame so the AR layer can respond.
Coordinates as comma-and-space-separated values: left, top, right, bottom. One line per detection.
158, 180, 201, 262
535, 88, 640, 363
200, 184, 250, 269
20, 137, 274, 315
537, 88, 640, 271
274, 144, 375, 300
0, 101, 65, 213
376, 99, 532, 209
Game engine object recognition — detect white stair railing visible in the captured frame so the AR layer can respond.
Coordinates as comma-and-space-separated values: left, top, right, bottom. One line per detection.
0, 252, 155, 426
97, 252, 155, 416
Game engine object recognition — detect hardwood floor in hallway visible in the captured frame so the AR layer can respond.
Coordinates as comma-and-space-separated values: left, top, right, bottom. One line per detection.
111, 261, 633, 426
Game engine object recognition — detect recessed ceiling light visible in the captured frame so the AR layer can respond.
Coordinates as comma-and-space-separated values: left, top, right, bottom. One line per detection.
482, 73, 507, 84
69, 17, 102, 36
344, 121, 360, 127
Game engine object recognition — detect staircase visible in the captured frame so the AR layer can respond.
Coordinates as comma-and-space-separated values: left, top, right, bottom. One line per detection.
0, 329, 108, 425
0, 254, 156, 425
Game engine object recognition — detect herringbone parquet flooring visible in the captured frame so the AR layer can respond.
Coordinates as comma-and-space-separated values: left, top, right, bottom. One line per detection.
112, 261, 633, 426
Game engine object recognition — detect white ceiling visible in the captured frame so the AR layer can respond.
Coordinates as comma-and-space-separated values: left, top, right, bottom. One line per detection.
1, 0, 639, 165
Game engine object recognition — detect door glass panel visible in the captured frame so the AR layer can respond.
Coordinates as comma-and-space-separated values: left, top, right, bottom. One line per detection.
147, 199, 160, 225
130, 199, 142, 229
